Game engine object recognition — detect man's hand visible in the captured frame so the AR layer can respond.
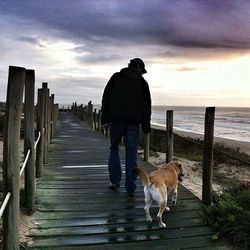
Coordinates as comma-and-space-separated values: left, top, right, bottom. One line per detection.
141, 122, 151, 134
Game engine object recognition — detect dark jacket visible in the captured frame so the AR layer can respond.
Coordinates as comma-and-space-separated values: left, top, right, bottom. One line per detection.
101, 67, 151, 133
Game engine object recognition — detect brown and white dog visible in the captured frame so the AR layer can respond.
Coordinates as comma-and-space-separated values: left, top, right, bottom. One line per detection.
136, 161, 184, 228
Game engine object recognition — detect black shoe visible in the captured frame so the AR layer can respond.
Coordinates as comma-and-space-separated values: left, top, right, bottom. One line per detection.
127, 192, 134, 197
109, 183, 120, 190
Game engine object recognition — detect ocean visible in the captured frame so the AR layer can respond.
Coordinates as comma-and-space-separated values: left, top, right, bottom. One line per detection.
152, 106, 250, 143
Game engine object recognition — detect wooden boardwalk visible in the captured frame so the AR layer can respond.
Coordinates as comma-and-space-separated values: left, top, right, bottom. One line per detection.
27, 112, 228, 249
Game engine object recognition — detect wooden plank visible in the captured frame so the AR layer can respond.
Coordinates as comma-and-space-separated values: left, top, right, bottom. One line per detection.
35, 193, 196, 204
30, 217, 205, 233
37, 236, 226, 250
32, 210, 201, 222
29, 226, 213, 248
35, 201, 200, 211
35, 192, 196, 201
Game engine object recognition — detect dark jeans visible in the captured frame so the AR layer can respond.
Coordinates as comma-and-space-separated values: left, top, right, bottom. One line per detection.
108, 122, 139, 193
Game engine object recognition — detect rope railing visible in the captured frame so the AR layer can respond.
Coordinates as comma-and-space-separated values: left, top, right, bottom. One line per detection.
0, 193, 11, 218
0, 129, 42, 219
19, 149, 31, 177
34, 131, 41, 150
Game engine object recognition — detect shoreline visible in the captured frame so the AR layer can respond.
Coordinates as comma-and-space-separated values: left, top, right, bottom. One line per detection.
152, 123, 250, 156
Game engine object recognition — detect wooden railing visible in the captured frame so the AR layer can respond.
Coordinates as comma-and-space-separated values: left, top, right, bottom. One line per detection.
0, 66, 59, 250
71, 101, 215, 206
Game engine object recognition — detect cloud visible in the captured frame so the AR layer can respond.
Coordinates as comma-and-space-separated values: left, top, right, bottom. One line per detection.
1, 0, 250, 52
76, 54, 123, 65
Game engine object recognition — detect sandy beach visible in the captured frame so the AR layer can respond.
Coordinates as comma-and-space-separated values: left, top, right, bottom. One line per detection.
175, 129, 250, 156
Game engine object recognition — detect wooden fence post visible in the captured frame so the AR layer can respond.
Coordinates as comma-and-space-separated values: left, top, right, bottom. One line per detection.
24, 69, 35, 213
94, 109, 97, 130
3, 66, 26, 250
50, 94, 55, 140
166, 110, 173, 163
54, 103, 59, 121
47, 95, 52, 145
36, 88, 45, 178
88, 101, 93, 129
202, 107, 215, 206
51, 103, 57, 138
98, 110, 101, 132
42, 82, 49, 163
74, 101, 77, 116
80, 104, 83, 120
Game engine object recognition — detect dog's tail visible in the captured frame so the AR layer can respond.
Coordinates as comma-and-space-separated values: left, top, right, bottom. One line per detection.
135, 167, 151, 186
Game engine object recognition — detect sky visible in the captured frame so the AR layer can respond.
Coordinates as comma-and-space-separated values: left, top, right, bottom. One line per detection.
0, 0, 250, 107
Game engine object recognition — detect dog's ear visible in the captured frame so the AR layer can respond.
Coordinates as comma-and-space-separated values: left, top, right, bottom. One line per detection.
178, 175, 183, 182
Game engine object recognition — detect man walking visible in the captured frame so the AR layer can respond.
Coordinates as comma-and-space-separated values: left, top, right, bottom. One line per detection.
101, 58, 151, 196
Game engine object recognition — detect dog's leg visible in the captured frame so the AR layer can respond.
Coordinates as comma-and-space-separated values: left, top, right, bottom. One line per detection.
144, 190, 153, 222
164, 188, 170, 211
157, 200, 167, 228
171, 185, 178, 205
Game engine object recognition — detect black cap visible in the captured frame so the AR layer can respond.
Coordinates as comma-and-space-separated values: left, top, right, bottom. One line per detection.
129, 58, 147, 74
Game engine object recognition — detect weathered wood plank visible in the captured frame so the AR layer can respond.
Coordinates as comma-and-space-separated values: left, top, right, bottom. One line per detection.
35, 236, 226, 250
32, 209, 201, 223
29, 225, 213, 248
35, 201, 202, 213
35, 195, 197, 205
30, 217, 206, 234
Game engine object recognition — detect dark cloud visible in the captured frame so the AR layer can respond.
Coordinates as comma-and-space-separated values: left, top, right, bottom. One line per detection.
1, 0, 250, 52
16, 36, 47, 48
76, 53, 123, 64
40, 75, 107, 104
49, 76, 107, 90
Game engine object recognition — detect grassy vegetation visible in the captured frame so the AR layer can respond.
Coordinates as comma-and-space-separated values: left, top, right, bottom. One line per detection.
144, 127, 250, 166
214, 143, 250, 166
202, 183, 250, 248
